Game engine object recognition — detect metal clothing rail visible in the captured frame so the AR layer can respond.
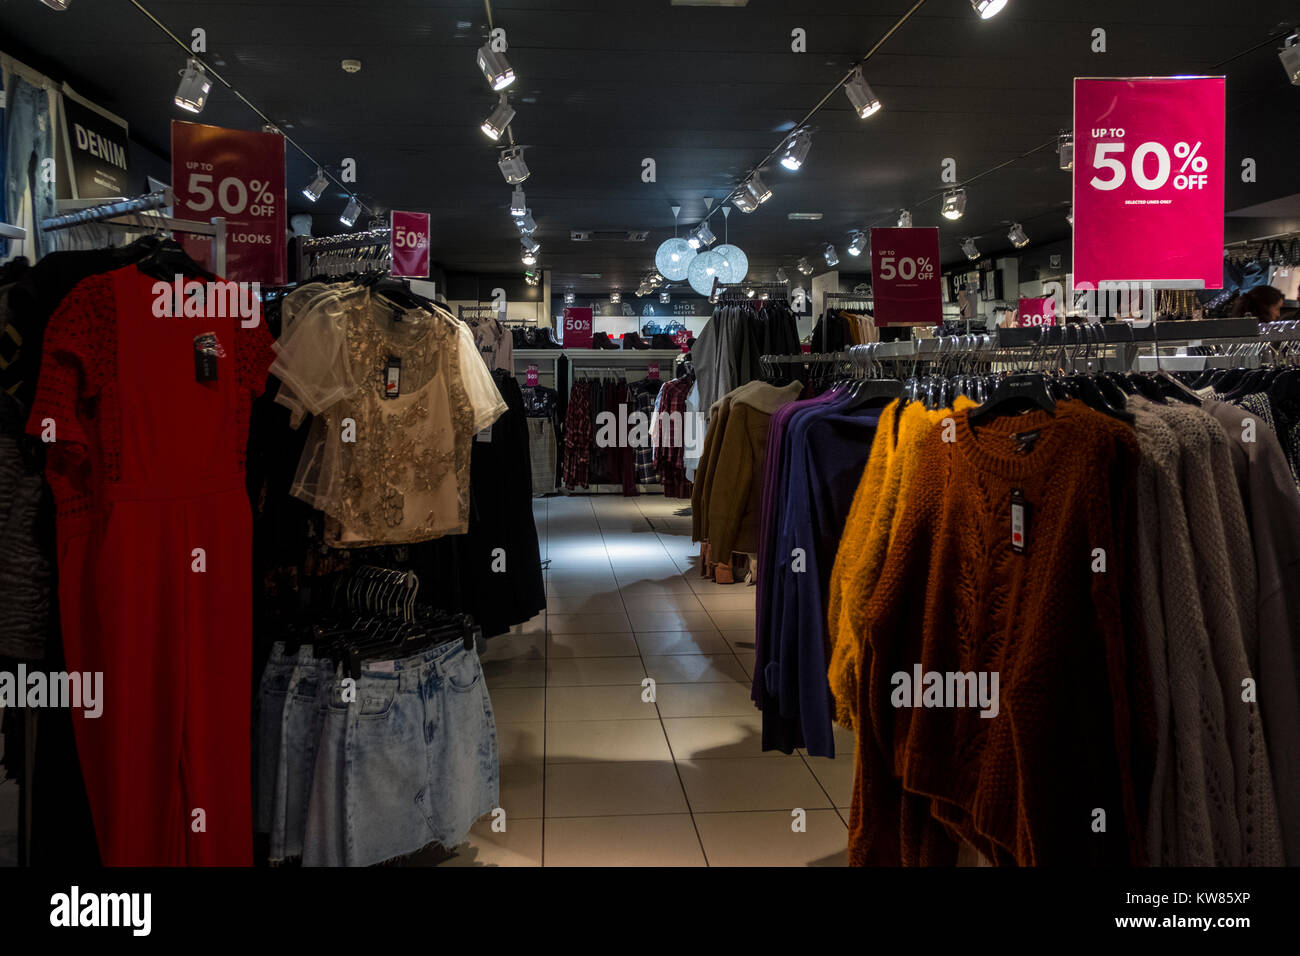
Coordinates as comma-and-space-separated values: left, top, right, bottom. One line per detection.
39, 189, 228, 275
40, 190, 170, 230
0, 222, 27, 241
300, 227, 391, 248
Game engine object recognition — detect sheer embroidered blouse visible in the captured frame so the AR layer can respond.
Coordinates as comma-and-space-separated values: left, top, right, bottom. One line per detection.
270, 284, 506, 546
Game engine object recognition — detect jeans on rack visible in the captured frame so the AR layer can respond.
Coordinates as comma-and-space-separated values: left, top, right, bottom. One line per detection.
3, 76, 56, 259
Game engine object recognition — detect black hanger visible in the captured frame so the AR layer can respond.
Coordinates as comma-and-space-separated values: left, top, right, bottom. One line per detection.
134, 237, 217, 281
967, 372, 1056, 427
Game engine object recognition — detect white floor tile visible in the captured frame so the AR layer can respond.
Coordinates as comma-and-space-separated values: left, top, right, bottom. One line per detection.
547, 632, 640, 658
653, 681, 758, 719
644, 654, 749, 685
634, 630, 730, 656
546, 685, 658, 722
677, 757, 831, 813
543, 815, 705, 867
693, 810, 848, 867
545, 761, 688, 817
546, 656, 647, 687
546, 719, 672, 764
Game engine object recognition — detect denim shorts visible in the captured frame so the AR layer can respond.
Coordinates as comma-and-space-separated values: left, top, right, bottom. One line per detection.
302, 640, 499, 867
272, 650, 332, 862
255, 642, 299, 835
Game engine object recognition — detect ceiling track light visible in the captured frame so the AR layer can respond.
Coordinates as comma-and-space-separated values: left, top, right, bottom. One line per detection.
824, 244, 840, 268
1058, 130, 1074, 170
847, 231, 868, 257
796, 257, 813, 276
174, 57, 212, 114
564, 289, 576, 305
779, 129, 813, 171
659, 290, 671, 304
745, 172, 773, 205
775, 266, 788, 283
521, 235, 540, 255
524, 271, 539, 287
476, 43, 516, 91
961, 237, 980, 261
1280, 32, 1300, 84
1066, 207, 1074, 227
897, 209, 913, 228
688, 220, 716, 250
339, 196, 361, 228
843, 66, 882, 119
498, 146, 530, 184
481, 94, 515, 141
971, 0, 1008, 19
516, 209, 537, 235
733, 191, 758, 214
1008, 222, 1029, 248
510, 187, 527, 217
941, 188, 967, 221
610, 289, 622, 304
39, 0, 71, 9
302, 168, 329, 202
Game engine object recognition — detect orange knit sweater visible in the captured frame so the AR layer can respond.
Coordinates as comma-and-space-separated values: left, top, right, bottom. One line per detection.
847, 401, 1153, 866
827, 398, 975, 730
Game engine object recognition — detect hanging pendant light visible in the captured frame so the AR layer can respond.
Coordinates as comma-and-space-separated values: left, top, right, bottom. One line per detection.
687, 250, 723, 296
712, 244, 749, 284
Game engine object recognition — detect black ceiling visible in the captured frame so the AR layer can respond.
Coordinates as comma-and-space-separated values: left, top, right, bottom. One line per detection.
3, 0, 1299, 293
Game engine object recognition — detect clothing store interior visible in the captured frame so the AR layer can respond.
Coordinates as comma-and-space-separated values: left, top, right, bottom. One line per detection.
1, 0, 1299, 872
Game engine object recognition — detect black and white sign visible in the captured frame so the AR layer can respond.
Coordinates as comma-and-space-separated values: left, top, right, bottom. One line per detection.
61, 86, 130, 199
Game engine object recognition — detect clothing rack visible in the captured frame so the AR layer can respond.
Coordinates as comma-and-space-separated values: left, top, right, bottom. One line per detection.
0, 222, 27, 241
824, 291, 874, 309
39, 189, 228, 274
298, 228, 392, 278
300, 227, 392, 248
710, 278, 790, 301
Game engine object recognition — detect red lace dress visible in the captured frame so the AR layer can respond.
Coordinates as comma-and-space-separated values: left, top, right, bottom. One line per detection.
27, 265, 273, 865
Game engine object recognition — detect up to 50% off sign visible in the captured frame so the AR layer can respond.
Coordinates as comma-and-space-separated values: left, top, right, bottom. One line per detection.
1087, 132, 1210, 194
183, 165, 279, 218
875, 254, 935, 281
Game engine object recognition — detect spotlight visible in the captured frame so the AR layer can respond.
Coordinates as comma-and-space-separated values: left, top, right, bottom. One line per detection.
961, 237, 980, 261
515, 210, 537, 235
848, 231, 868, 256
1280, 33, 1300, 84
498, 147, 530, 184
39, 1, 71, 10
481, 95, 515, 140
302, 168, 329, 202
564, 289, 576, 305
797, 257, 813, 276
521, 235, 540, 256
897, 209, 912, 228
521, 248, 537, 266
745, 172, 773, 205
510, 187, 527, 217
524, 271, 539, 287
941, 188, 967, 221
843, 67, 882, 119
174, 58, 212, 114
776, 266, 788, 283
476, 43, 516, 91
1066, 207, 1074, 227
733, 191, 758, 214
339, 196, 361, 228
824, 244, 840, 267
659, 290, 671, 304
779, 129, 813, 171
971, 0, 1008, 19
688, 220, 716, 250
1008, 222, 1029, 248
610, 289, 622, 304
745, 287, 756, 298
1058, 131, 1074, 170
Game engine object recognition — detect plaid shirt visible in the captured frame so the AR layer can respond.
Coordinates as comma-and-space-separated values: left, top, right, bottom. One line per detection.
653, 377, 694, 499
629, 379, 662, 485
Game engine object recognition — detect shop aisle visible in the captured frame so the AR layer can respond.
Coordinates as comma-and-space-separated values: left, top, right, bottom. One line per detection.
446, 495, 853, 867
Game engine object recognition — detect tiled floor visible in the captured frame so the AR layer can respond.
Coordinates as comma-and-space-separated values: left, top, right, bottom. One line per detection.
444, 494, 853, 867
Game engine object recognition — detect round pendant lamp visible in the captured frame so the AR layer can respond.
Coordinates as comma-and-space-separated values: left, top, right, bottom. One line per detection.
711, 244, 748, 284
687, 250, 723, 296
655, 237, 697, 282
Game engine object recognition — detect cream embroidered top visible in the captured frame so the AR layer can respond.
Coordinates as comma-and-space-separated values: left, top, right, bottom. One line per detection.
271, 283, 506, 546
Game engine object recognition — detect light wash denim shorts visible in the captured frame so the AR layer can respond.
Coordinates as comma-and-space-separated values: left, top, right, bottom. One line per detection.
273, 650, 332, 862
255, 642, 298, 836
302, 639, 499, 866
